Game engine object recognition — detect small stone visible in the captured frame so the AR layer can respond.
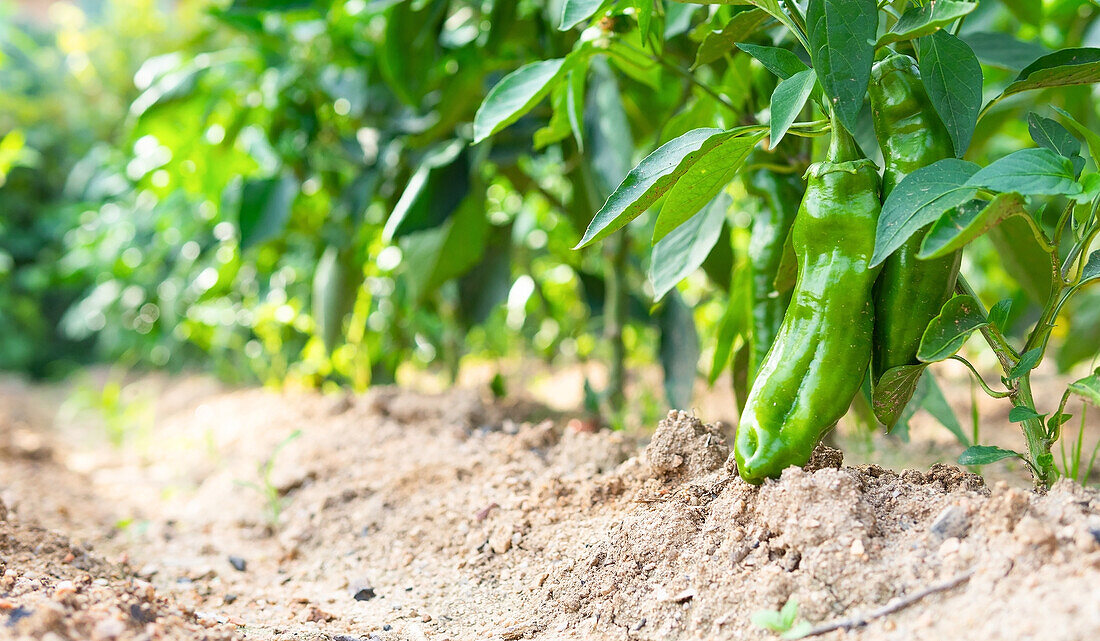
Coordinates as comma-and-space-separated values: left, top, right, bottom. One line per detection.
383, 624, 393, 631
938, 537, 961, 556
930, 505, 969, 540
53, 580, 77, 599
228, 556, 247, 572
92, 618, 126, 640
353, 587, 377, 601
850, 538, 865, 557
489, 525, 513, 554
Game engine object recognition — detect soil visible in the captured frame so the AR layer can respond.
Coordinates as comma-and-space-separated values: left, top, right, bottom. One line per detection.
1, 373, 1099, 641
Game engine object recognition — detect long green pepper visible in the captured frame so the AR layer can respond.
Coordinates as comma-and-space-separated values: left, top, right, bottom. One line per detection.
734, 117, 882, 483
868, 54, 962, 402
743, 149, 804, 386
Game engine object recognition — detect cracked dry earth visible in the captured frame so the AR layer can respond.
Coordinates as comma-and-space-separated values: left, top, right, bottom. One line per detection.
1, 376, 1099, 641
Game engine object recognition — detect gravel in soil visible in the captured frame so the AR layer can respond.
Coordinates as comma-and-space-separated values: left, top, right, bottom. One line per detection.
1, 377, 1099, 640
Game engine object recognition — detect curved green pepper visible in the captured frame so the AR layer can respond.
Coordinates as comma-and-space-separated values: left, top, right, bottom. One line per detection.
743, 149, 805, 386
868, 53, 962, 386
734, 118, 882, 483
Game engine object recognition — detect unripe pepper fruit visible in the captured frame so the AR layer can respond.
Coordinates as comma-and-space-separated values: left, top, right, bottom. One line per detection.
868, 53, 962, 394
734, 115, 882, 483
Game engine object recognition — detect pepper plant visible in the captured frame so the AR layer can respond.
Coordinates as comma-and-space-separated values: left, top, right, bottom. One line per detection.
476, 0, 1100, 487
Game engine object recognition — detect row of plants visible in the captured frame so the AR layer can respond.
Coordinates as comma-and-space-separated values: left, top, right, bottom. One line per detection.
1, 0, 1099, 483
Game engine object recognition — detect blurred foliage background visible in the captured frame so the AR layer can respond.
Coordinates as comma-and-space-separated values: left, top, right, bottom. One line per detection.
2, 0, 1099, 430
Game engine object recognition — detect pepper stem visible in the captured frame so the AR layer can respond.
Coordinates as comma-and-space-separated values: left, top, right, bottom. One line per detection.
826, 110, 862, 164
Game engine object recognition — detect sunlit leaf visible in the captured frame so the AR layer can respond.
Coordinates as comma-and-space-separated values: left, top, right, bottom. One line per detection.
1068, 369, 1100, 406
769, 69, 817, 147
918, 193, 1027, 260
958, 445, 1021, 465
967, 148, 1081, 197
474, 58, 568, 144
877, 0, 975, 48
1001, 47, 1100, 97
735, 43, 809, 80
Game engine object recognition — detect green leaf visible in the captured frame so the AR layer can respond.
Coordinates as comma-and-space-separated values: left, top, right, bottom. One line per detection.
653, 129, 765, 243
735, 43, 809, 80
918, 193, 1028, 260
769, 69, 817, 147
474, 58, 568, 144
400, 196, 488, 302
1008, 347, 1043, 381
694, 10, 771, 69
534, 69, 586, 150
659, 291, 700, 409
987, 298, 1013, 331
876, 0, 975, 48
919, 30, 982, 157
751, 609, 787, 633
1009, 406, 1044, 422
1001, 0, 1042, 26
805, 0, 877, 132
1081, 251, 1100, 285
917, 294, 989, 362
225, 0, 316, 13
872, 363, 929, 430
1050, 106, 1100, 173
958, 445, 1021, 466
1068, 369, 1100, 406
987, 217, 1054, 304
1027, 113, 1082, 160
312, 246, 361, 354
1002, 47, 1100, 97
559, 0, 609, 30
650, 193, 730, 300
709, 270, 747, 385
923, 373, 968, 446
585, 58, 633, 198
383, 140, 470, 241
960, 31, 1047, 71
967, 148, 1081, 197
576, 127, 732, 248
239, 174, 298, 249
871, 159, 980, 267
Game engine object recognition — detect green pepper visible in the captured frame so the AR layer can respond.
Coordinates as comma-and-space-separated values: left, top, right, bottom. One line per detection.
734, 117, 882, 483
868, 53, 962, 392
743, 148, 805, 386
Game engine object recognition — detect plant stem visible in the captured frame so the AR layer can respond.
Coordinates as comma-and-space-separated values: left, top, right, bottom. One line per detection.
950, 355, 1012, 398
1013, 373, 1054, 487
603, 233, 628, 417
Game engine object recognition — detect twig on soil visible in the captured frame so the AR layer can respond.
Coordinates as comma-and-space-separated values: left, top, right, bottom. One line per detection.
798, 569, 975, 638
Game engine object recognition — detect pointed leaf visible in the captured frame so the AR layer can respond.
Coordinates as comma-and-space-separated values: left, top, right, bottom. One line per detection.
877, 0, 976, 48
384, 141, 469, 241
805, 0, 877, 132
769, 69, 817, 147
1002, 47, 1100, 97
650, 193, 730, 300
474, 58, 568, 144
1008, 347, 1043, 381
919, 30, 982, 157
872, 363, 928, 429
967, 148, 1081, 197
918, 193, 1027, 260
576, 127, 732, 248
653, 129, 765, 242
872, 159, 980, 267
1009, 406, 1045, 422
735, 43, 809, 80
239, 174, 298, 249
1027, 113, 1081, 160
1082, 251, 1100, 285
958, 445, 1021, 466
987, 298, 1013, 331
1051, 106, 1100, 170
917, 294, 989, 362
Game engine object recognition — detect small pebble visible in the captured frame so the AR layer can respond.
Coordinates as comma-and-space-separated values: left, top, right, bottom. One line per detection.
930, 505, 969, 540
383, 624, 392, 631
228, 556, 247, 572
354, 587, 377, 601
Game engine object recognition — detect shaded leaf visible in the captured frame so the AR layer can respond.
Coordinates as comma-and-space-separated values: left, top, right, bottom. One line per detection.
872, 159, 980, 267
659, 291, 700, 409
239, 174, 298, 249
988, 298, 1013, 331
987, 217, 1055, 304
694, 10, 771, 68
1082, 251, 1100, 284
918, 193, 1027, 260
960, 31, 1047, 71
1050, 106, 1100, 170
650, 193, 730, 300
312, 246, 361, 354
1008, 347, 1043, 381
919, 30, 982, 156
805, 0, 877, 131
1027, 113, 1081, 160
872, 363, 928, 429
383, 141, 469, 241
917, 295, 989, 362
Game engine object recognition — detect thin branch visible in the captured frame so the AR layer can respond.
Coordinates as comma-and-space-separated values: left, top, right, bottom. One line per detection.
797, 571, 975, 638
949, 356, 1012, 398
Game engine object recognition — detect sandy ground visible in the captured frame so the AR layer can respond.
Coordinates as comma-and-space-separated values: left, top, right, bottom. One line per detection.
0, 371, 1098, 641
